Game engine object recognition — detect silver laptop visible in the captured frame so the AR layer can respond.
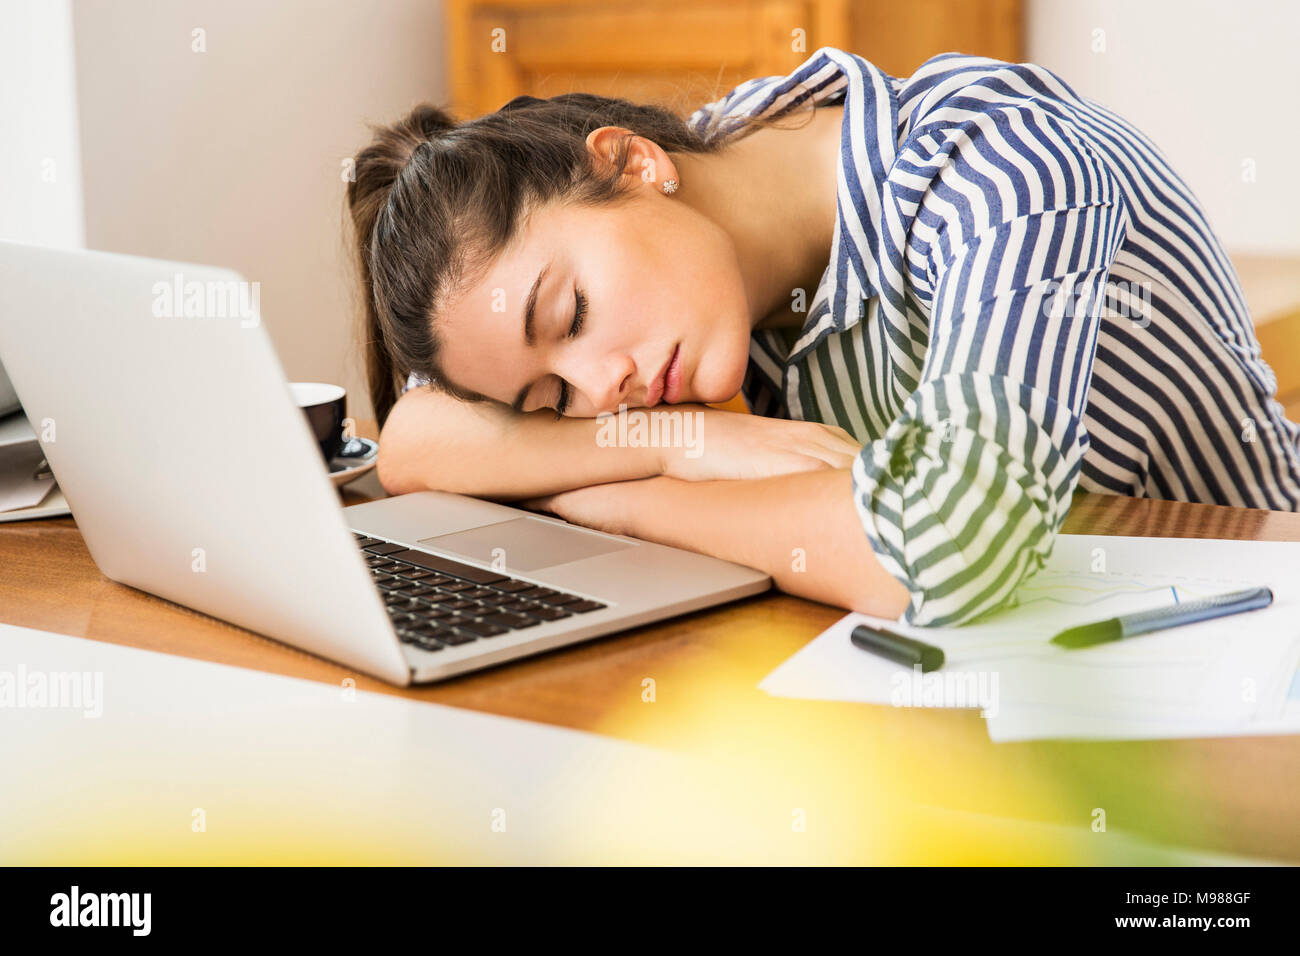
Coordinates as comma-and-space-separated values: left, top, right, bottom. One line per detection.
0, 241, 770, 685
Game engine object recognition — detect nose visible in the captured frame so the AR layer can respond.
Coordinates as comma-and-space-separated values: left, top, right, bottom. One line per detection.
567, 350, 635, 415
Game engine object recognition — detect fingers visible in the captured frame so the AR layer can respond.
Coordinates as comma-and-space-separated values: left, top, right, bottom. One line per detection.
802, 447, 856, 470
816, 425, 863, 460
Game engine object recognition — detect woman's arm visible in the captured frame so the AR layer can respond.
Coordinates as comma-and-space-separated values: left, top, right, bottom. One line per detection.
376, 386, 865, 502
376, 386, 661, 500
522, 471, 912, 618
849, 104, 1131, 627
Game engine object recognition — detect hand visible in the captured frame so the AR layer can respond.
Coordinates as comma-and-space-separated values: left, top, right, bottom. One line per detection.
519, 476, 676, 537
655, 405, 863, 482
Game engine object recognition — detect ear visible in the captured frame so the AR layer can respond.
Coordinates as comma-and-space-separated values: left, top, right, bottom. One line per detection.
585, 126, 678, 192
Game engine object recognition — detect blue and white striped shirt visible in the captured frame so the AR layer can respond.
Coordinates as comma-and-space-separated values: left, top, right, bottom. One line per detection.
686, 47, 1300, 626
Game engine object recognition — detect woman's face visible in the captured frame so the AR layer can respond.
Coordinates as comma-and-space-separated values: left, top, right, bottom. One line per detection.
434, 182, 754, 418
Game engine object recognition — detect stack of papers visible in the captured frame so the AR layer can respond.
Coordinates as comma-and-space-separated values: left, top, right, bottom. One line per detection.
761, 535, 1300, 742
0, 410, 68, 522
0, 410, 55, 512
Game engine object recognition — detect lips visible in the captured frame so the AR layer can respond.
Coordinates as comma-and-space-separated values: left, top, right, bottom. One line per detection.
662, 344, 684, 403
644, 344, 679, 407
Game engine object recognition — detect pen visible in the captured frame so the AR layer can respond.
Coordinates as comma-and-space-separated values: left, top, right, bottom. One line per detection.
1050, 585, 1274, 649
851, 623, 945, 672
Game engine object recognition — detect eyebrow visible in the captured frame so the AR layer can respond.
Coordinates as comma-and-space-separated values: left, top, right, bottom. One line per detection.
510, 262, 552, 414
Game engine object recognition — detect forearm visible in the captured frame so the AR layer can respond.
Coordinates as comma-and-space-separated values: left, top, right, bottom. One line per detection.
617, 470, 911, 618
377, 387, 667, 501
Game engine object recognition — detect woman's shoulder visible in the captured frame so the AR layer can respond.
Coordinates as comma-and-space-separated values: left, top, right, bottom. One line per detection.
898, 52, 1093, 121
686, 46, 871, 144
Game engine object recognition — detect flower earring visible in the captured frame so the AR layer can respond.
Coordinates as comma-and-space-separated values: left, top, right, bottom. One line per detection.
661, 178, 679, 195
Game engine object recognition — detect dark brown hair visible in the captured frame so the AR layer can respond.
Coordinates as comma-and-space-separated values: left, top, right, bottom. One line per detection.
347, 91, 812, 428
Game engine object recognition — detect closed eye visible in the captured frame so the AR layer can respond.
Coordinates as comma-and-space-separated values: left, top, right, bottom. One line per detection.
552, 286, 587, 419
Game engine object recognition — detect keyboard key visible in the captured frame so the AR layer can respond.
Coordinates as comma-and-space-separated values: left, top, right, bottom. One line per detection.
436, 581, 474, 593
461, 588, 498, 600
363, 542, 408, 556
477, 612, 540, 630
566, 600, 607, 613
452, 620, 509, 638
443, 599, 476, 610
526, 605, 573, 622
489, 579, 537, 593
515, 586, 561, 600
477, 592, 517, 606
397, 569, 438, 581
405, 586, 439, 597
538, 592, 581, 606
372, 574, 400, 587
438, 630, 478, 646
354, 536, 381, 548
383, 549, 508, 584
412, 637, 445, 652
366, 557, 396, 569
384, 579, 417, 591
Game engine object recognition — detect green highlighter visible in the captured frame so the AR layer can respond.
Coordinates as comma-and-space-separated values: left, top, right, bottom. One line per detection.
1050, 586, 1274, 649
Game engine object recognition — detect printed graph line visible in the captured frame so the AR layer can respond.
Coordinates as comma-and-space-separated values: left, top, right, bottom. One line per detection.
1009, 570, 1250, 611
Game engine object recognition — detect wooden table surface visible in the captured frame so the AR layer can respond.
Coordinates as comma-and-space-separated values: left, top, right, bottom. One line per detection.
4, 456, 1299, 862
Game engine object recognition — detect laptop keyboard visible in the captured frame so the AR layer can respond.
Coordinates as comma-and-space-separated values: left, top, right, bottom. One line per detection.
353, 533, 608, 654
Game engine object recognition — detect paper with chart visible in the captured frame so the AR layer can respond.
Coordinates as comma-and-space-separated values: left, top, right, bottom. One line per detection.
760, 534, 1300, 741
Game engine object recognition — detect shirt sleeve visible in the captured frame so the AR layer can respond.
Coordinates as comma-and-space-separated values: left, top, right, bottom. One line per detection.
851, 105, 1130, 626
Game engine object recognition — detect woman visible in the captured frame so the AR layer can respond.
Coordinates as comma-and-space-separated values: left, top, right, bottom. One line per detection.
347, 47, 1300, 627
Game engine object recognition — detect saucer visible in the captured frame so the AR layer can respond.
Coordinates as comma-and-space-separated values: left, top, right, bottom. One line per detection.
328, 437, 379, 488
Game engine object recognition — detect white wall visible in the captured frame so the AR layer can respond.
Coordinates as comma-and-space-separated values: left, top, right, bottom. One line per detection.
0, 0, 84, 246
71, 0, 447, 421
1027, 0, 1300, 255
0, 0, 85, 413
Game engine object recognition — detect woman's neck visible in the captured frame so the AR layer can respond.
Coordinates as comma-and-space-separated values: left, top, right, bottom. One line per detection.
673, 105, 843, 331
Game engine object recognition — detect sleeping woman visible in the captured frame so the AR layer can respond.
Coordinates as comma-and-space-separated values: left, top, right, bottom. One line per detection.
346, 47, 1300, 627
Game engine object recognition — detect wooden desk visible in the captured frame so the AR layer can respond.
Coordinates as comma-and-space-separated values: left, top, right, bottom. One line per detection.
3, 438, 1299, 862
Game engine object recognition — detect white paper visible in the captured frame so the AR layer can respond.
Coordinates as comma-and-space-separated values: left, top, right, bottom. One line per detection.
760, 534, 1300, 741
0, 621, 681, 863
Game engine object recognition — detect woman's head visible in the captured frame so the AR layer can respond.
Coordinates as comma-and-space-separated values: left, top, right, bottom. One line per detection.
347, 93, 758, 427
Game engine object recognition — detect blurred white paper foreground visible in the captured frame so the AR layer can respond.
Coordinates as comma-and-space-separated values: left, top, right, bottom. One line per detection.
0, 620, 679, 864
760, 535, 1300, 742
1, 622, 1270, 864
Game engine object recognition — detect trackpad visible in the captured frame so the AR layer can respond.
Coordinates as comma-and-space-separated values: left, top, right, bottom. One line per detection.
418, 517, 635, 572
